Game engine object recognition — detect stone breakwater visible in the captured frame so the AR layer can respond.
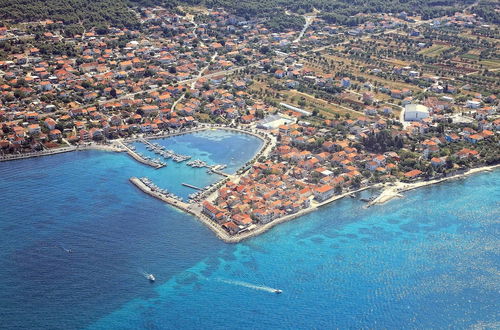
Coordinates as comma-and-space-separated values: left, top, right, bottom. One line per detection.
118, 142, 165, 169
129, 177, 237, 242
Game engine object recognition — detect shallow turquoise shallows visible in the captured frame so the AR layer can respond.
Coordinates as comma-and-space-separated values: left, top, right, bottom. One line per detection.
0, 130, 498, 329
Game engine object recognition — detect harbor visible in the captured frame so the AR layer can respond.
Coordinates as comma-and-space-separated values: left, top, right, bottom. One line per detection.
125, 129, 236, 176
139, 138, 192, 163
120, 141, 166, 169
129, 176, 236, 242
135, 177, 185, 202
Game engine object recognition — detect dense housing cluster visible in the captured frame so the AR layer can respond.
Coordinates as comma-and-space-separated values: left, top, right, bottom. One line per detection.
0, 3, 498, 237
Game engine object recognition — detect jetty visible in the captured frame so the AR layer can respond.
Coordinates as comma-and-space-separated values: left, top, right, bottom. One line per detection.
130, 177, 190, 209
129, 177, 236, 242
138, 138, 191, 163
209, 166, 231, 177
120, 142, 166, 169
182, 183, 204, 190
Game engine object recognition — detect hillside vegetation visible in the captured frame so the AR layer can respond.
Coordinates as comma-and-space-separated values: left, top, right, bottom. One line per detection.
0, 0, 492, 31
204, 0, 477, 24
0, 0, 138, 28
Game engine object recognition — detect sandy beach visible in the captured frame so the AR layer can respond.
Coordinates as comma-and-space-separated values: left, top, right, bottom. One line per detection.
368, 164, 500, 207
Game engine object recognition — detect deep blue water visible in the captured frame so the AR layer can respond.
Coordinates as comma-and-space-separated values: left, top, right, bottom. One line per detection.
0, 130, 498, 329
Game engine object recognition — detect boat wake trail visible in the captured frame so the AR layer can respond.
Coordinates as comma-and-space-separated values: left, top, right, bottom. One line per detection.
216, 278, 280, 293
137, 269, 155, 281
137, 269, 150, 278
57, 245, 72, 253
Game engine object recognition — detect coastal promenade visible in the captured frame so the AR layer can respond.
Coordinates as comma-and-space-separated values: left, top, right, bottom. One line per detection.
0, 142, 124, 162
0, 146, 77, 162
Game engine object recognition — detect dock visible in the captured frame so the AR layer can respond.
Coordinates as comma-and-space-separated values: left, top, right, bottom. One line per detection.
130, 177, 193, 212
182, 183, 204, 190
119, 142, 165, 169
210, 168, 231, 177
129, 177, 239, 242
139, 138, 191, 162
139, 138, 155, 148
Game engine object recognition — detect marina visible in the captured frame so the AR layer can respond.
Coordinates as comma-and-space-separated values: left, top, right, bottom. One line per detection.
137, 177, 184, 202
139, 138, 192, 163
0, 0, 497, 327
121, 142, 166, 169
123, 128, 243, 178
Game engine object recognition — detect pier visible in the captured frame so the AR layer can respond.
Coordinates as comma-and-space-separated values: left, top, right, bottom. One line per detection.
130, 177, 192, 211
209, 167, 231, 177
138, 138, 191, 162
119, 142, 166, 169
129, 177, 237, 242
182, 183, 204, 190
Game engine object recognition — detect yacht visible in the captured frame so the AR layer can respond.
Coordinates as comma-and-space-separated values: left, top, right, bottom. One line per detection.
147, 274, 155, 282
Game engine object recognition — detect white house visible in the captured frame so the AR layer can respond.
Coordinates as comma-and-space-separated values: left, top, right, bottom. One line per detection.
404, 104, 430, 121
466, 99, 481, 109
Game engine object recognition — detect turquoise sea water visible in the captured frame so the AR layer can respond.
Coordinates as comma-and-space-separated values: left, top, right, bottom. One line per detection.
0, 130, 498, 329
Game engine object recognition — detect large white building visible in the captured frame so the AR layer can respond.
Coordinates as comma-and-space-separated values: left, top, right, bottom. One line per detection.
404, 104, 430, 121
257, 114, 294, 130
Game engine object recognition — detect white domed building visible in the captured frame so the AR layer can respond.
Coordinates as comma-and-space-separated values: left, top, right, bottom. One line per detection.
404, 104, 430, 121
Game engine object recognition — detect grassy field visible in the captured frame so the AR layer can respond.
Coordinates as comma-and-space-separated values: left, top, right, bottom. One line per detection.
380, 58, 414, 67
479, 59, 500, 70
290, 90, 363, 118
461, 53, 480, 61
418, 44, 452, 57
321, 54, 421, 91
250, 78, 362, 119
